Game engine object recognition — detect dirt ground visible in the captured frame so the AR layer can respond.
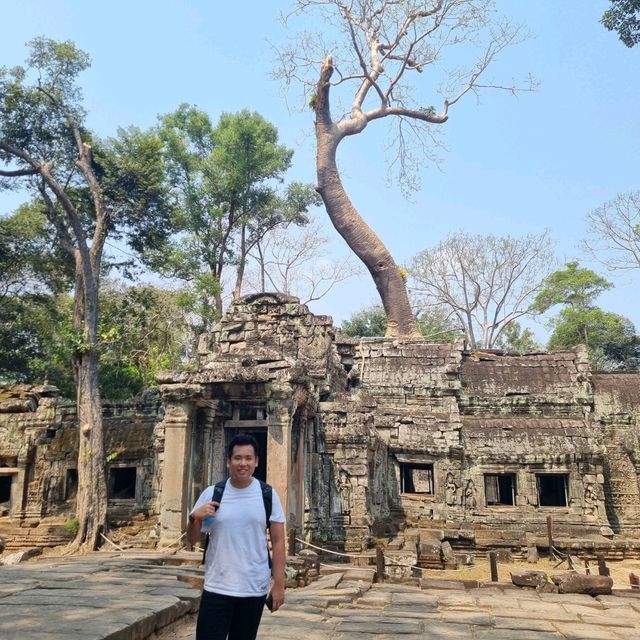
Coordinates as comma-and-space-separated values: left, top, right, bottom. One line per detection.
147, 556, 640, 639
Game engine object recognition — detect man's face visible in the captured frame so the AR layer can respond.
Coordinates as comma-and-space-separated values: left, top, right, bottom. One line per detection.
227, 444, 258, 486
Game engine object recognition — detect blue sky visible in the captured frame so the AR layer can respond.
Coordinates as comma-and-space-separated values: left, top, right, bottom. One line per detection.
1, 1, 639, 338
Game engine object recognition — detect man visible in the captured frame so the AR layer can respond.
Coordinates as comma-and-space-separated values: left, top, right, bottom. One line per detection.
187, 433, 286, 640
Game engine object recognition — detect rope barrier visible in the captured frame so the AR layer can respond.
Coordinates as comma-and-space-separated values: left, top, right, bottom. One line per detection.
99, 532, 125, 552
295, 537, 478, 573
157, 532, 186, 553
295, 537, 362, 559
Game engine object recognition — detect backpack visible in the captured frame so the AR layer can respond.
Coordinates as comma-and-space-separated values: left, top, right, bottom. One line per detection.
201, 479, 273, 565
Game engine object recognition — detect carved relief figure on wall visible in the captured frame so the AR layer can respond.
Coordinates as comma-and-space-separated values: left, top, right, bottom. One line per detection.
445, 472, 459, 506
464, 479, 477, 510
338, 469, 352, 514
584, 483, 600, 516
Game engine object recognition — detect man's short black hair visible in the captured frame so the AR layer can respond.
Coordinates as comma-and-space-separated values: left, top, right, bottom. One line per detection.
227, 432, 259, 458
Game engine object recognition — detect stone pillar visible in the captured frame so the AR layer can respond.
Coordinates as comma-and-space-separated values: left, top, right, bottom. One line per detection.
268, 403, 291, 524
159, 401, 194, 545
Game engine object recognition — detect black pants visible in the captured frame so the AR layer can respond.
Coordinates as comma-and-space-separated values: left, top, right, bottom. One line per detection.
196, 590, 266, 640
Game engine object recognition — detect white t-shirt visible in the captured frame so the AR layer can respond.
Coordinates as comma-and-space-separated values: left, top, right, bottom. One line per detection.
191, 478, 286, 597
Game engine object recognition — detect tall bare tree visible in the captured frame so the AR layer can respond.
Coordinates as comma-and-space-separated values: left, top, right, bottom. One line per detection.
582, 191, 640, 271
277, 0, 533, 337
409, 230, 554, 349
247, 219, 361, 304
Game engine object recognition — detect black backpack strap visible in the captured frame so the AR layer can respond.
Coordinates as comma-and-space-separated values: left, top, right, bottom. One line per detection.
259, 480, 274, 569
259, 480, 273, 525
201, 480, 226, 565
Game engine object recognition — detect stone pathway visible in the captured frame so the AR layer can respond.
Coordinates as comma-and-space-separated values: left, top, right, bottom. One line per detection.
3, 552, 640, 639
0, 552, 202, 640
257, 568, 640, 640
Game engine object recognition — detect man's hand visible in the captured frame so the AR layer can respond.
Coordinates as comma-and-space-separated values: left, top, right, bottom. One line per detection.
186, 501, 219, 546
192, 501, 219, 521
268, 583, 285, 612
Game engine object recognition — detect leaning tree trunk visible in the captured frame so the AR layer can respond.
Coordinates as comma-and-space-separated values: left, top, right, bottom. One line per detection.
69, 264, 108, 551
314, 57, 420, 338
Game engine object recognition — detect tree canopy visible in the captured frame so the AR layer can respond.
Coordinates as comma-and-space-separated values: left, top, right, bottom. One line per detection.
0, 37, 174, 550
146, 105, 319, 329
341, 303, 460, 340
534, 262, 639, 370
602, 0, 640, 47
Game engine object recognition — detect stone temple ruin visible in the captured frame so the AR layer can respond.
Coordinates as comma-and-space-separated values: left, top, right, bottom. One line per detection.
2, 293, 640, 566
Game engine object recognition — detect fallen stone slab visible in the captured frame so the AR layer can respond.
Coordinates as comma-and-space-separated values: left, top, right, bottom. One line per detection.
511, 570, 549, 588
0, 547, 42, 565
551, 572, 613, 596
419, 578, 480, 590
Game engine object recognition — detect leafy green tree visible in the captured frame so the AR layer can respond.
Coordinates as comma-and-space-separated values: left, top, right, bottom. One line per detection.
0, 202, 75, 394
532, 262, 612, 311
0, 38, 172, 550
147, 105, 319, 329
342, 305, 388, 337
98, 283, 194, 399
342, 304, 459, 341
494, 321, 541, 353
0, 292, 75, 394
602, 0, 640, 47
533, 262, 638, 370
548, 307, 638, 370
0, 202, 73, 302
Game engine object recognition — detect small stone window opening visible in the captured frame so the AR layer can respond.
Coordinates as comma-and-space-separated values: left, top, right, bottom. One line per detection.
401, 463, 434, 494
537, 474, 568, 507
484, 474, 516, 506
237, 405, 267, 421
0, 476, 11, 503
65, 469, 78, 501
108, 467, 136, 500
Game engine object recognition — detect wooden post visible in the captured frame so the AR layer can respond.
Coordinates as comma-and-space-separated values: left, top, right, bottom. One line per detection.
546, 515, 554, 556
488, 551, 499, 582
288, 527, 296, 556
597, 554, 610, 577
376, 545, 385, 583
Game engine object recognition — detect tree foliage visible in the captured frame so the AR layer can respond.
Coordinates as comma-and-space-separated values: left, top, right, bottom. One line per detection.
98, 283, 194, 399
147, 105, 319, 326
602, 0, 640, 47
278, 0, 533, 337
341, 303, 460, 340
534, 262, 639, 370
582, 191, 640, 271
0, 202, 73, 301
0, 37, 173, 550
547, 307, 638, 370
532, 262, 612, 312
409, 230, 554, 349
494, 321, 541, 353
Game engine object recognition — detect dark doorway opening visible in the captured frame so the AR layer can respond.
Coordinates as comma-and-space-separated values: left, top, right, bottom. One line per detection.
484, 474, 516, 506
0, 476, 11, 503
108, 467, 136, 499
65, 469, 78, 501
537, 474, 568, 507
225, 428, 268, 483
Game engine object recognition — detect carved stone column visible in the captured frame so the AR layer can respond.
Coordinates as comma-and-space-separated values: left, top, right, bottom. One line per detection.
159, 400, 194, 544
268, 400, 291, 522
